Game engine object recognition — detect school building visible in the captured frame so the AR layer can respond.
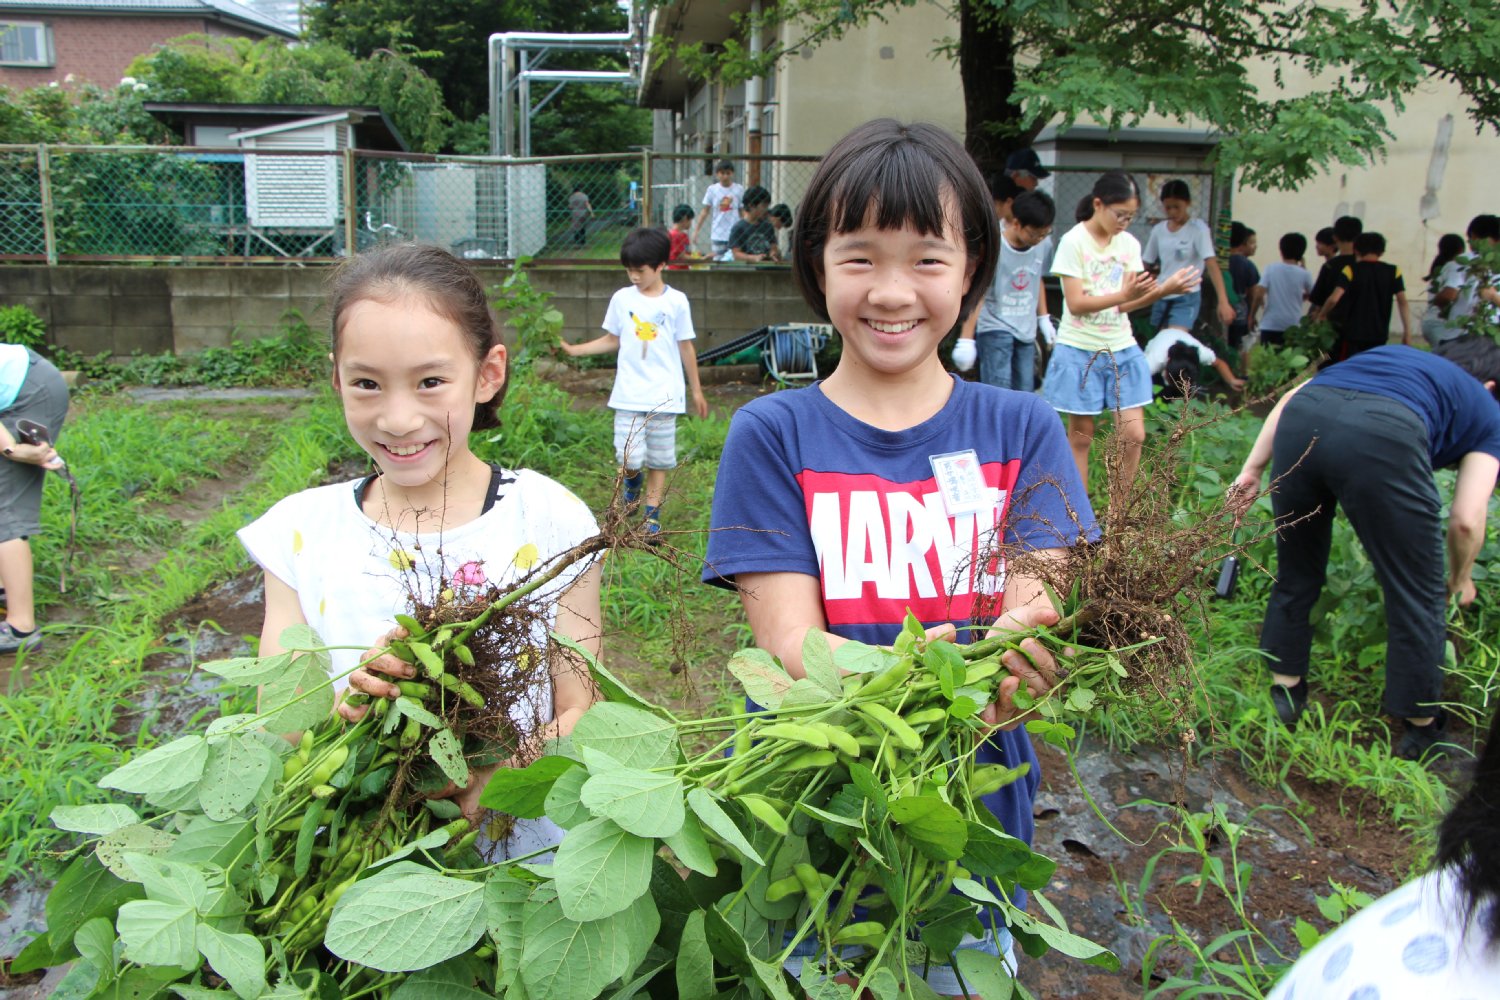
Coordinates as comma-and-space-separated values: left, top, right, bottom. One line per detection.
639, 0, 1493, 301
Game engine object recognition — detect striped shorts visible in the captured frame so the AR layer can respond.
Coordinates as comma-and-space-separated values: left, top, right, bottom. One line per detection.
613, 409, 678, 470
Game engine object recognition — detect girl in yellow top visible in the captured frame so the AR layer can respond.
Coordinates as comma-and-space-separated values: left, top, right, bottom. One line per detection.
1041, 170, 1200, 490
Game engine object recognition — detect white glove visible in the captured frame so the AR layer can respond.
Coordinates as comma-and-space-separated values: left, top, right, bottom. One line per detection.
1037, 315, 1057, 345
951, 337, 977, 372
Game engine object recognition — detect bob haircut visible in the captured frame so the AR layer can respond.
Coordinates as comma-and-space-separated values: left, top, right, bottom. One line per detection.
791, 119, 997, 327
329, 243, 507, 431
620, 227, 671, 269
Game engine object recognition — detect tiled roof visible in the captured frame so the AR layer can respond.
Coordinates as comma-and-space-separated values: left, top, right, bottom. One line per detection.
0, 0, 299, 37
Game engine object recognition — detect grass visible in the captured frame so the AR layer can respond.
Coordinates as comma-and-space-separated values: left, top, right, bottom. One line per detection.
0, 389, 360, 885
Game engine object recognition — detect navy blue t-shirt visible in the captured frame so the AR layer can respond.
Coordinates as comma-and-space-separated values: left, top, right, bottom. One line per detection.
1312, 345, 1500, 469
704, 375, 1098, 853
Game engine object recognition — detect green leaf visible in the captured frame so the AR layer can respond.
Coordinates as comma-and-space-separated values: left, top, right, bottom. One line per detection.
277, 623, 326, 651
117, 898, 198, 968
293, 798, 325, 879
484, 873, 529, 992
675, 911, 715, 1000
31, 853, 144, 970
197, 652, 292, 687
832, 640, 900, 675
686, 788, 764, 865
96, 825, 177, 880
198, 735, 276, 821
428, 728, 470, 789
167, 818, 253, 868
961, 822, 1047, 882
953, 950, 1015, 1000
195, 925, 265, 1000
544, 765, 593, 829
100, 736, 209, 795
888, 796, 968, 861
122, 854, 210, 910
395, 696, 443, 729
951, 878, 1116, 968
325, 873, 487, 971
259, 648, 334, 734
748, 954, 798, 1000
846, 763, 889, 813
570, 703, 680, 770
727, 648, 795, 709
50, 803, 141, 836
917, 895, 982, 960
479, 756, 577, 818
73, 917, 117, 976
663, 814, 718, 876
578, 752, 686, 838
800, 631, 841, 696
553, 817, 655, 922
519, 885, 659, 1000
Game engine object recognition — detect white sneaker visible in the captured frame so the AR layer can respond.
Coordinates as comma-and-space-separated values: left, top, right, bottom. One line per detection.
0, 623, 41, 654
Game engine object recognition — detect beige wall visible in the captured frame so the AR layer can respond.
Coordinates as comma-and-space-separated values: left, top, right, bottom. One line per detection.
775, 1, 963, 156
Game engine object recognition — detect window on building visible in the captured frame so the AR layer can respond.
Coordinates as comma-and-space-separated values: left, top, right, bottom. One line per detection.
0, 22, 53, 66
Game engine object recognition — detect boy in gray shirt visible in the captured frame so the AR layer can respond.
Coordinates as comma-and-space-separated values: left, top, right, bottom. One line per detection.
953, 190, 1057, 390
1258, 233, 1315, 346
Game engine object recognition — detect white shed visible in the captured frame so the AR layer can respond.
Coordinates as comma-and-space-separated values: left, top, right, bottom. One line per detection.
229, 113, 352, 231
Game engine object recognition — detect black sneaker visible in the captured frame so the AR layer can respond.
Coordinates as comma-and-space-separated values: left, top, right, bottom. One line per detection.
1395, 710, 1449, 761
1269, 680, 1308, 728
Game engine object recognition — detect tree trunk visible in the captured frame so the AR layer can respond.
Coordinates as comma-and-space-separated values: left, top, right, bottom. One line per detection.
958, 1, 1023, 174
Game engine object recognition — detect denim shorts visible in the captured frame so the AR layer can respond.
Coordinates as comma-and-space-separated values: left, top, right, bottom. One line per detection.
1150, 291, 1201, 331
1041, 342, 1153, 414
782, 924, 1015, 996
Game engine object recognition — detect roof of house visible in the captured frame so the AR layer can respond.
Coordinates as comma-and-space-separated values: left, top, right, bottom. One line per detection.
0, 0, 298, 38
144, 102, 409, 151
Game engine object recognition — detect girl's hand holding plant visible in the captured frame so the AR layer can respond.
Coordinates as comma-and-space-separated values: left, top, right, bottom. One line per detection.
337, 626, 417, 721
979, 604, 1070, 730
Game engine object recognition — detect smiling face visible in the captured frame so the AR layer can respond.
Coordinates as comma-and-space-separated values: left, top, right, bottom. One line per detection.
820, 206, 974, 382
333, 295, 506, 500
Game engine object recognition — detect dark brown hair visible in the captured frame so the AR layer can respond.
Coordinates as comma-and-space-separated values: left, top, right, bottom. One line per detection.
328, 243, 507, 430
791, 119, 998, 328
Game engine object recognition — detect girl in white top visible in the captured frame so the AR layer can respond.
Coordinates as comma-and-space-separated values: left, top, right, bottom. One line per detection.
238, 244, 602, 834
1041, 170, 1199, 491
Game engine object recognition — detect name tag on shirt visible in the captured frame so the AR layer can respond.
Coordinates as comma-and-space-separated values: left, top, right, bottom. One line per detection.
929, 450, 989, 517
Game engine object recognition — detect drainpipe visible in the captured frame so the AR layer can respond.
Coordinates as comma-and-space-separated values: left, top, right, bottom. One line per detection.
746, 0, 763, 185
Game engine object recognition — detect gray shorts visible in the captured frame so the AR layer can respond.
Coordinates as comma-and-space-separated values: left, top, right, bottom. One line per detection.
1, 351, 68, 543
613, 409, 678, 470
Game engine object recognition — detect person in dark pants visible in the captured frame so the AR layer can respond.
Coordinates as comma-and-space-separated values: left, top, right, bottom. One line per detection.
1227, 338, 1500, 761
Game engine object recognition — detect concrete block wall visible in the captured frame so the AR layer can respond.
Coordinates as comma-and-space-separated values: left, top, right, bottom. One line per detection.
0, 264, 818, 358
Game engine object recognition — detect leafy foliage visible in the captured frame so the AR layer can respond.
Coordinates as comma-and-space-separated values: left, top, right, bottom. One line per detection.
679, 0, 1500, 188
0, 303, 46, 349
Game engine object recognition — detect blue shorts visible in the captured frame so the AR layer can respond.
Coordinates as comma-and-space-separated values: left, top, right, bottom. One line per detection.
782, 923, 1015, 995
1150, 291, 1201, 331
1041, 343, 1153, 414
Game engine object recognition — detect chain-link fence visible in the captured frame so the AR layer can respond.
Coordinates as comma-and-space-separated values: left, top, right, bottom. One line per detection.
0, 145, 828, 265
1045, 167, 1225, 253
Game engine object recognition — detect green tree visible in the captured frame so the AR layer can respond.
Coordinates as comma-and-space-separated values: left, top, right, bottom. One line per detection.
127, 36, 453, 152
679, 0, 1500, 189
307, 0, 648, 154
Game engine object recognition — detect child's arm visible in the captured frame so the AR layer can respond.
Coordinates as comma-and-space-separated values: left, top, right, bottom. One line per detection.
1396, 290, 1412, 345
1211, 357, 1246, 391
1205, 257, 1236, 324
1060, 272, 1156, 316
1447, 451, 1500, 606
692, 204, 711, 242
1314, 286, 1344, 322
977, 561, 1069, 731
1249, 285, 1267, 328
679, 339, 708, 417
559, 334, 621, 358
1228, 381, 1309, 517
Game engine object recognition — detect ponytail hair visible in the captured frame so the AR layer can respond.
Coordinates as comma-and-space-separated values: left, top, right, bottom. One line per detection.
1434, 701, 1500, 944
1426, 233, 1465, 282
1075, 170, 1139, 223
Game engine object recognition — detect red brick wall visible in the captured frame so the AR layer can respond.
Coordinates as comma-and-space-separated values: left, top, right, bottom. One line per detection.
0, 15, 258, 90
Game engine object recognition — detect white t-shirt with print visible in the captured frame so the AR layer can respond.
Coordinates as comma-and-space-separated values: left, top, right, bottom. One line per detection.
603, 284, 697, 414
702, 182, 745, 243
1142, 218, 1214, 300
1143, 329, 1216, 375
1267, 868, 1500, 998
1052, 222, 1144, 353
238, 469, 599, 859
1439, 255, 1496, 328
